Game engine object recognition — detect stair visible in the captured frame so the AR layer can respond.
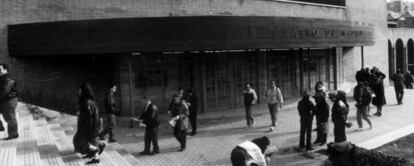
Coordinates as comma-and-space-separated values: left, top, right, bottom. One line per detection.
0, 103, 142, 166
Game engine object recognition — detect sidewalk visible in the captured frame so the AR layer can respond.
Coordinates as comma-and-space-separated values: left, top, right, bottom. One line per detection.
107, 87, 414, 166
9, 87, 414, 166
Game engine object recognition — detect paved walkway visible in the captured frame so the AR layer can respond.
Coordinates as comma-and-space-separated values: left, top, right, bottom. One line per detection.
1, 87, 414, 166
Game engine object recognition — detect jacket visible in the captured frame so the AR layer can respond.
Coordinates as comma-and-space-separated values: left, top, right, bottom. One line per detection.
353, 84, 372, 107
314, 91, 330, 121
171, 101, 189, 130
77, 99, 100, 142
331, 100, 348, 124
104, 92, 117, 114
298, 97, 315, 119
0, 74, 18, 102
140, 103, 160, 127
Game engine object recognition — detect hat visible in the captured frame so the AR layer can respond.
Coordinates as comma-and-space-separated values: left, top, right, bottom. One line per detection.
303, 90, 312, 97
337, 90, 346, 98
328, 91, 337, 98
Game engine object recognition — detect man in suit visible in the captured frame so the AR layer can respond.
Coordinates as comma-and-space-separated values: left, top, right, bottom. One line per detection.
139, 96, 160, 155
0, 64, 19, 140
168, 94, 189, 151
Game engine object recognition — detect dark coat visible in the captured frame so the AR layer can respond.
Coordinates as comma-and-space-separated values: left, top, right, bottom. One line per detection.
314, 91, 330, 122
372, 79, 386, 107
298, 97, 315, 119
393, 73, 405, 92
187, 94, 198, 112
77, 99, 100, 143
404, 73, 414, 86
140, 103, 160, 127
0, 74, 18, 102
353, 83, 372, 107
104, 92, 117, 114
171, 102, 189, 130
331, 101, 348, 124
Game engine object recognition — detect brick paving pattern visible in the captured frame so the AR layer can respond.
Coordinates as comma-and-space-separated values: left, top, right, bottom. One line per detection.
0, 87, 413, 165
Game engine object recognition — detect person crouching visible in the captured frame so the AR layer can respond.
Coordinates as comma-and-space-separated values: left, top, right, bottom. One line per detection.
231, 136, 273, 166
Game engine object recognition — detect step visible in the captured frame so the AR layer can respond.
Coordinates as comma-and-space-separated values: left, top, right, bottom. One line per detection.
107, 142, 146, 165
15, 112, 42, 166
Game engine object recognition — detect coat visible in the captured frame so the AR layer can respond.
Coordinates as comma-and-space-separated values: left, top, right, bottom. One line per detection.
0, 74, 18, 102
171, 101, 189, 130
77, 99, 100, 143
140, 103, 159, 127
314, 91, 330, 122
104, 91, 117, 114
372, 79, 386, 107
297, 97, 315, 120
353, 84, 372, 107
331, 100, 348, 124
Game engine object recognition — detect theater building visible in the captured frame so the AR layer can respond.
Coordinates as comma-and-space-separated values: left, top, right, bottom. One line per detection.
0, 0, 387, 115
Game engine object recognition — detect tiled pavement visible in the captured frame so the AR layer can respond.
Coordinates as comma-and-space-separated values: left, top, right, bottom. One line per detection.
1, 87, 414, 166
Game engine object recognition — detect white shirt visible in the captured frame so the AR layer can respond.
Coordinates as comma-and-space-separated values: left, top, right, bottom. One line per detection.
238, 141, 267, 166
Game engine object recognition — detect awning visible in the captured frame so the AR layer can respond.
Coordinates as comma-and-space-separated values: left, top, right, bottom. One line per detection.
8, 16, 375, 57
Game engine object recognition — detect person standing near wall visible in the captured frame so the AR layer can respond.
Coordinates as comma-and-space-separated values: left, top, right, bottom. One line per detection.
186, 89, 198, 136
393, 69, 405, 105
98, 83, 118, 143
298, 90, 315, 151
313, 81, 329, 146
404, 70, 414, 89
243, 83, 258, 128
0, 64, 19, 140
329, 90, 349, 143
168, 94, 189, 151
353, 82, 373, 131
265, 80, 283, 132
139, 96, 160, 155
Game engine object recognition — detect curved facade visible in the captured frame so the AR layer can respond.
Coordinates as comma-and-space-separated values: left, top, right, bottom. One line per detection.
0, 0, 388, 115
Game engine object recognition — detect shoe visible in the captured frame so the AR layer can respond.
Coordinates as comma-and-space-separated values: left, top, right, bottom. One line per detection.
355, 128, 363, 131
98, 143, 105, 155
108, 139, 117, 143
140, 151, 151, 155
179, 147, 186, 152
85, 149, 99, 159
190, 132, 197, 136
252, 121, 256, 126
98, 136, 105, 141
86, 158, 100, 164
320, 142, 326, 146
4, 135, 18, 140
306, 147, 314, 151
313, 141, 321, 144
369, 125, 373, 130
268, 126, 274, 131
373, 112, 379, 116
152, 151, 159, 155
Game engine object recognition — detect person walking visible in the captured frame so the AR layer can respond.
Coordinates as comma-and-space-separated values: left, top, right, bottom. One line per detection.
243, 83, 258, 128
313, 82, 329, 146
139, 96, 160, 155
404, 70, 414, 89
298, 90, 315, 151
329, 90, 349, 143
186, 89, 198, 136
98, 83, 118, 143
0, 64, 19, 140
353, 82, 373, 131
168, 94, 189, 151
73, 83, 105, 164
265, 80, 283, 132
393, 69, 405, 105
